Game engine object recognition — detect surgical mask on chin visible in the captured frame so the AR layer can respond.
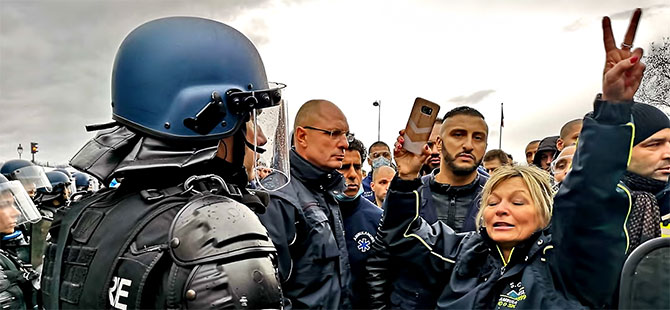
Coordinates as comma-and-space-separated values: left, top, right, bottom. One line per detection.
371, 157, 392, 170
334, 185, 364, 202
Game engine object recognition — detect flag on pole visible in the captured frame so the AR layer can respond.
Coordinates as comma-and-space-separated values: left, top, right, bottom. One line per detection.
500, 102, 504, 128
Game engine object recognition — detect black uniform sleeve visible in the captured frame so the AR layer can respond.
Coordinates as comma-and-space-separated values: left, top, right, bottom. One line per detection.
379, 176, 467, 279
551, 99, 634, 308
365, 220, 391, 309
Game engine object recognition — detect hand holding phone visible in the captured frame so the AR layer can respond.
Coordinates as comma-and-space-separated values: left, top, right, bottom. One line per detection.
403, 97, 440, 154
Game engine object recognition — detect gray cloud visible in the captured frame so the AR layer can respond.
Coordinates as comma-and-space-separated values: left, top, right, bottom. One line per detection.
0, 0, 270, 165
448, 89, 496, 105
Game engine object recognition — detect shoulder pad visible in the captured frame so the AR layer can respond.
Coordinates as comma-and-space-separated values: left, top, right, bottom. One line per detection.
168, 194, 276, 266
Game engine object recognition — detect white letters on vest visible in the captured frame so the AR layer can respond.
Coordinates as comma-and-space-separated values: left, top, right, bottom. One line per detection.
109, 276, 132, 310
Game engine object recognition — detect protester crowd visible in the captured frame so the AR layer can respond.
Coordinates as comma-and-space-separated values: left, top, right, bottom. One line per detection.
0, 7, 667, 310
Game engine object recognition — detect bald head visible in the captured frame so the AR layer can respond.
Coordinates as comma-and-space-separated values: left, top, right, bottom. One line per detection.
293, 99, 351, 170
294, 100, 346, 131
560, 119, 583, 140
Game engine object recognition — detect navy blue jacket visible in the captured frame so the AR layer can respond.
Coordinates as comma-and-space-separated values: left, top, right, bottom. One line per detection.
339, 196, 383, 309
361, 173, 377, 204
258, 150, 352, 309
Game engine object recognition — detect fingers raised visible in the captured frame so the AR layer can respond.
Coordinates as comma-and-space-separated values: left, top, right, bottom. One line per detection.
602, 16, 616, 52
621, 8, 642, 50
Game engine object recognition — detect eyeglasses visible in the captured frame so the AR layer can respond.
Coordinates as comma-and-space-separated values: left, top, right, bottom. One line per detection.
550, 155, 573, 174
303, 126, 355, 143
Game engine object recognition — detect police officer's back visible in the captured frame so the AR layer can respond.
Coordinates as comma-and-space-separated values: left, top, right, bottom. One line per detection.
41, 17, 289, 309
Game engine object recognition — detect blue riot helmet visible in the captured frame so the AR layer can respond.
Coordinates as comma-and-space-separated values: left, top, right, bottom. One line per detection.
54, 168, 77, 194
38, 171, 73, 206
72, 172, 91, 192
0, 174, 42, 233
1, 159, 52, 198
109, 17, 290, 190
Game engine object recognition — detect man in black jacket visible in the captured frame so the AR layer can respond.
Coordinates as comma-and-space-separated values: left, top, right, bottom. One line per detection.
366, 106, 489, 309
258, 100, 354, 309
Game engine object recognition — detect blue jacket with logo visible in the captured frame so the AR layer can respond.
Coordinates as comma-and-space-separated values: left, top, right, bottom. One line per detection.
339, 196, 383, 309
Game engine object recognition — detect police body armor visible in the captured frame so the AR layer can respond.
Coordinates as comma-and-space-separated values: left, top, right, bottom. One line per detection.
0, 248, 39, 310
42, 175, 282, 309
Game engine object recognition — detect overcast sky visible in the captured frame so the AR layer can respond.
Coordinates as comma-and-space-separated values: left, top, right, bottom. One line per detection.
1, 0, 669, 169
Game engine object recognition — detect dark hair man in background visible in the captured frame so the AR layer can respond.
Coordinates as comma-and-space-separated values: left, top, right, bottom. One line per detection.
335, 138, 383, 309
482, 149, 512, 174
524, 140, 541, 165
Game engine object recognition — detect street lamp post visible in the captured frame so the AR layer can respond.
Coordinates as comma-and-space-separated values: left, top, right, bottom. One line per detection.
373, 100, 381, 141
17, 144, 23, 159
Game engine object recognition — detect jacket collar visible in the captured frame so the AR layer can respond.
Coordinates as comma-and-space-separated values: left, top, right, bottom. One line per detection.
428, 168, 484, 194
480, 228, 550, 267
290, 149, 344, 192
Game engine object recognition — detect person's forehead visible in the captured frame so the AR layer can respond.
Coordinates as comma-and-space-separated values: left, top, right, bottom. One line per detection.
492, 177, 530, 194
525, 142, 539, 152
374, 167, 395, 180
484, 158, 501, 165
443, 115, 487, 132
343, 150, 362, 164
643, 127, 670, 143
557, 146, 576, 157
311, 105, 349, 129
370, 145, 390, 153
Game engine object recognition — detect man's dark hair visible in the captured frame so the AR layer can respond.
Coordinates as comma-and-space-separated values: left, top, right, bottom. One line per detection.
368, 141, 389, 155
435, 117, 444, 124
559, 119, 583, 140
349, 138, 367, 161
526, 140, 541, 148
483, 149, 510, 164
443, 106, 485, 121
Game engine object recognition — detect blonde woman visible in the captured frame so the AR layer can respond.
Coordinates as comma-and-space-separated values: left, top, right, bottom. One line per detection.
379, 164, 584, 309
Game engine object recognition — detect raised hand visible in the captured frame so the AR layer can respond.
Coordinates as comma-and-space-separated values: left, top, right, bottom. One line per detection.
602, 8, 646, 102
394, 129, 430, 180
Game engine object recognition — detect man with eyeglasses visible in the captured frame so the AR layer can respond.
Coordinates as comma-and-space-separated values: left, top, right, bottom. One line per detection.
258, 99, 354, 309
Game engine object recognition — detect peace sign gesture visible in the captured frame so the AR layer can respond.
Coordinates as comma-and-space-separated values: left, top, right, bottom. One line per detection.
601, 8, 646, 102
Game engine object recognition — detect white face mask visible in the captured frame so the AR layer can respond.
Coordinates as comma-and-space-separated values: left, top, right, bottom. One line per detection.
334, 185, 364, 202
371, 157, 392, 170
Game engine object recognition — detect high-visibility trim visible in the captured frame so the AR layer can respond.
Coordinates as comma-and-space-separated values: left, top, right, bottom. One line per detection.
403, 190, 456, 264
495, 245, 514, 266
542, 245, 554, 255
618, 183, 633, 253
624, 122, 635, 166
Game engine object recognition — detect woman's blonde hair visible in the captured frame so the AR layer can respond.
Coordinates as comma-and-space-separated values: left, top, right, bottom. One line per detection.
475, 165, 554, 230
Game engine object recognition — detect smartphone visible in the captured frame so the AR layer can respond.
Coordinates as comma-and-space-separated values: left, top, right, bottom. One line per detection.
403, 97, 441, 155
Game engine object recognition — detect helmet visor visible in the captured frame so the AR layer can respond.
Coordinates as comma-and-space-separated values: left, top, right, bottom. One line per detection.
12, 165, 52, 195
0, 181, 42, 226
251, 99, 290, 191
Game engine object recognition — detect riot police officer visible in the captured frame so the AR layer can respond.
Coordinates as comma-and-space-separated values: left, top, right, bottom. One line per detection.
0, 174, 42, 309
42, 17, 289, 309
0, 160, 52, 202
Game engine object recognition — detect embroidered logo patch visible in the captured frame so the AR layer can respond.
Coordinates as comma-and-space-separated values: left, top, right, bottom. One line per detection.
353, 231, 374, 253
497, 281, 527, 309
